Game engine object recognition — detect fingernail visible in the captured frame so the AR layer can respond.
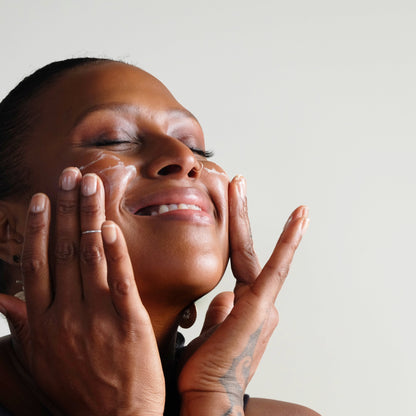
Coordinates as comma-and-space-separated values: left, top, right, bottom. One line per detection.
30, 193, 46, 213
235, 175, 246, 196
300, 206, 309, 218
300, 218, 310, 236
60, 168, 78, 191
102, 223, 117, 244
82, 174, 97, 196
284, 206, 309, 230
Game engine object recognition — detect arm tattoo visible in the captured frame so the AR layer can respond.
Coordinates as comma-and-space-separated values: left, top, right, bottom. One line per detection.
220, 327, 262, 416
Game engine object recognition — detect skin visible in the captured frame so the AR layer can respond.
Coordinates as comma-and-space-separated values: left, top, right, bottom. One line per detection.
0, 62, 319, 415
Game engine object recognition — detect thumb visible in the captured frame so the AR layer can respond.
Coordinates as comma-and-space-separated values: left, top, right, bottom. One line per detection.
201, 291, 234, 334
0, 293, 28, 341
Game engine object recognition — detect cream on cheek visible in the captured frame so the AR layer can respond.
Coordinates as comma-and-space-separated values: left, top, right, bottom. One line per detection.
201, 162, 229, 180
199, 161, 229, 225
78, 151, 137, 209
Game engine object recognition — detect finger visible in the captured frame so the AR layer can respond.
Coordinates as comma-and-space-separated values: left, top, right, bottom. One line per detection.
252, 206, 309, 304
79, 174, 107, 302
0, 293, 27, 336
200, 292, 234, 334
0, 294, 30, 364
101, 221, 146, 324
229, 176, 261, 284
54, 168, 83, 305
22, 193, 51, 318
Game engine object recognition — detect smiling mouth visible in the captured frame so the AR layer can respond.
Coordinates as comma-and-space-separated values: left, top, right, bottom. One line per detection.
136, 203, 203, 216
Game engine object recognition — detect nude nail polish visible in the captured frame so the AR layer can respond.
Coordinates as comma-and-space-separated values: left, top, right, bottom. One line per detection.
235, 175, 246, 197
301, 218, 310, 236
30, 193, 46, 213
60, 168, 77, 191
102, 223, 117, 244
82, 174, 97, 196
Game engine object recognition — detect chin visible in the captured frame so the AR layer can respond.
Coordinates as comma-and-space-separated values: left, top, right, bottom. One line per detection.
132, 250, 228, 307
125, 223, 228, 304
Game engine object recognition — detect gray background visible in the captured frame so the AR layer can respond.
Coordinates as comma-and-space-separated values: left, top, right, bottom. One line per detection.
1, 1, 415, 415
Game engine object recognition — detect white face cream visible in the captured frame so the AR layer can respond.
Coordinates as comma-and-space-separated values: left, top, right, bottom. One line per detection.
201, 163, 229, 180
78, 151, 137, 208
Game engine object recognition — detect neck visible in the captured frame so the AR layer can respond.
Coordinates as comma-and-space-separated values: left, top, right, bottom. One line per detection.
145, 301, 191, 415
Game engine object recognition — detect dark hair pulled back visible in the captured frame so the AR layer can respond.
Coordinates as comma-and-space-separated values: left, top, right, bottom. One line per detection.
0, 57, 111, 199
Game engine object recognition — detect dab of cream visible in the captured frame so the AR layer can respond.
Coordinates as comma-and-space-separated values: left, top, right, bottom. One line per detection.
202, 164, 229, 179
78, 152, 137, 204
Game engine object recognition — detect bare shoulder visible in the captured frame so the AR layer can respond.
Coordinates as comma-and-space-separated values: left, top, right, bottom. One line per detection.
245, 397, 321, 416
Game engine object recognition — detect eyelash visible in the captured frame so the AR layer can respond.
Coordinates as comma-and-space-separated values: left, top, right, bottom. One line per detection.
94, 139, 132, 146
93, 139, 213, 158
189, 148, 214, 158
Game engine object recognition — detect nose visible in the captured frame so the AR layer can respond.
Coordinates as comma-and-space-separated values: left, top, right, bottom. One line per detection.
141, 135, 203, 179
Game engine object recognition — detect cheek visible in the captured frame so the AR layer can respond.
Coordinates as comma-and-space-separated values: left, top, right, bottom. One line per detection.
201, 161, 229, 181
200, 160, 229, 226
77, 151, 137, 210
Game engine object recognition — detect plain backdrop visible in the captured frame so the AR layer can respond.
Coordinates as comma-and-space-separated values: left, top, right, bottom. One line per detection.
1, 1, 415, 415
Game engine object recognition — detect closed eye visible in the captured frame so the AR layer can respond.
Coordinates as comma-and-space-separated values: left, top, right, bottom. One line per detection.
189, 147, 214, 158
94, 139, 132, 146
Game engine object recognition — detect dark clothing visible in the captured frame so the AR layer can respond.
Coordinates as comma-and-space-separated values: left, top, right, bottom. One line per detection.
0, 333, 249, 414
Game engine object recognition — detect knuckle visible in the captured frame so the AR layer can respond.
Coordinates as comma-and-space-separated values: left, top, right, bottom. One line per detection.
237, 199, 249, 220
234, 240, 256, 264
54, 238, 77, 263
81, 243, 104, 265
110, 277, 131, 296
26, 213, 47, 235
81, 201, 101, 217
242, 240, 256, 260
281, 237, 300, 252
107, 250, 126, 264
57, 198, 77, 215
239, 293, 267, 317
275, 265, 290, 283
270, 307, 279, 327
21, 256, 46, 276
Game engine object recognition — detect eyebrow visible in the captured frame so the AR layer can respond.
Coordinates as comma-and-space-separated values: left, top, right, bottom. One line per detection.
69, 102, 198, 134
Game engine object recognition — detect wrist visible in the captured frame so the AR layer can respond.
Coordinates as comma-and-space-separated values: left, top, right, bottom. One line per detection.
180, 392, 244, 416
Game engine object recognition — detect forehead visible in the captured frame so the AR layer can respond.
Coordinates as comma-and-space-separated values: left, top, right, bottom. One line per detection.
33, 62, 194, 136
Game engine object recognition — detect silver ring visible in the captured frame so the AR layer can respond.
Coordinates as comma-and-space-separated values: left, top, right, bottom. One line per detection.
82, 229, 102, 235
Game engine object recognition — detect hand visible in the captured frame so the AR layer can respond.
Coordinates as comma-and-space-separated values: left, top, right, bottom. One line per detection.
0, 168, 164, 416
178, 175, 309, 416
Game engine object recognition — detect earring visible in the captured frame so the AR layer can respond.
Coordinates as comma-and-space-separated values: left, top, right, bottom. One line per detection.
178, 303, 197, 329
14, 290, 26, 301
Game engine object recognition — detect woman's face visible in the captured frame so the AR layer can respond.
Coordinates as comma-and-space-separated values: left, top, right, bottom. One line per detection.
23, 62, 229, 309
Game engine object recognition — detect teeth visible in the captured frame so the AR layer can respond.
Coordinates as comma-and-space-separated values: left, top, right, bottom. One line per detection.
150, 203, 202, 216
159, 204, 169, 214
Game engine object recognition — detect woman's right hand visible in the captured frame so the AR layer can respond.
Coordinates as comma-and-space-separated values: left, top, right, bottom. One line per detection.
0, 168, 165, 416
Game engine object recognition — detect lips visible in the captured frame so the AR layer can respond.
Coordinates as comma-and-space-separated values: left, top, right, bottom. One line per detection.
131, 187, 214, 221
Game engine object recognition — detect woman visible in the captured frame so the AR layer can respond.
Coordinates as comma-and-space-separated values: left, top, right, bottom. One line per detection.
0, 58, 317, 415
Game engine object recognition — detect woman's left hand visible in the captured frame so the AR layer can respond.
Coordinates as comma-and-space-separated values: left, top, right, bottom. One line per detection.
178, 176, 309, 416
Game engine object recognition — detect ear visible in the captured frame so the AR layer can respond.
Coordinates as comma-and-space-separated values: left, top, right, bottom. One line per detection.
0, 201, 25, 265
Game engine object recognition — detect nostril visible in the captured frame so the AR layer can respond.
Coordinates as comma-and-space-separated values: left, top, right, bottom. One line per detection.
188, 160, 203, 178
157, 164, 182, 176
188, 167, 199, 178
